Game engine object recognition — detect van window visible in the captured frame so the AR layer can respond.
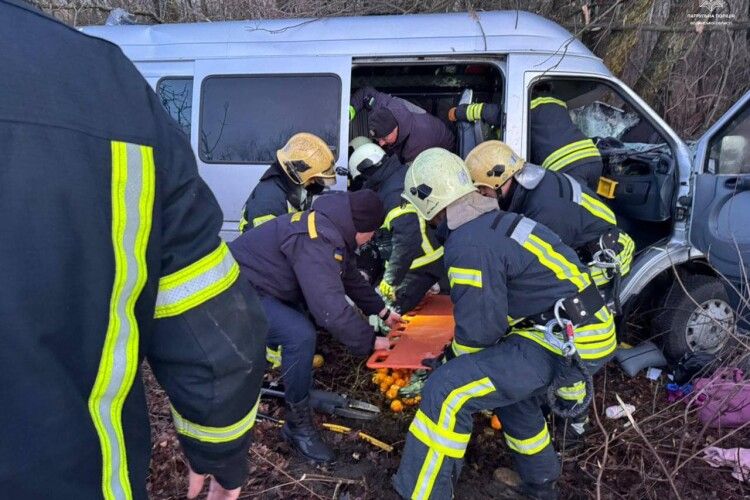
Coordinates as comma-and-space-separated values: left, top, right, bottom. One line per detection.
707, 104, 750, 174
199, 75, 341, 163
156, 78, 193, 137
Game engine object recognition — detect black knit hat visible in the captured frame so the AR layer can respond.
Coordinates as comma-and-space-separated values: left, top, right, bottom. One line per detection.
349, 189, 385, 232
368, 107, 398, 139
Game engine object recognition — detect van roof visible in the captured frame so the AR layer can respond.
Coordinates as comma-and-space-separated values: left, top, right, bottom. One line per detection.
82, 10, 596, 61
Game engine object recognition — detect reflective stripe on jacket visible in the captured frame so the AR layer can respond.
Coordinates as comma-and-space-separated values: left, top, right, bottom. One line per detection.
529, 96, 603, 177
443, 211, 616, 360
362, 155, 443, 286
2, 3, 267, 496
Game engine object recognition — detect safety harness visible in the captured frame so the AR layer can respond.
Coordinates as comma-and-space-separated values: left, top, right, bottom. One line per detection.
499, 212, 599, 418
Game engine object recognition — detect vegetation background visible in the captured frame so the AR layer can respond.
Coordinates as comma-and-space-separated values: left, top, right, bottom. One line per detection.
33, 0, 750, 139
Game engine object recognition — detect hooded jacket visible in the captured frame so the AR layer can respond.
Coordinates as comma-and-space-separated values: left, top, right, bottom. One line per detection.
239, 162, 313, 232
363, 155, 443, 286
230, 192, 384, 355
351, 87, 455, 163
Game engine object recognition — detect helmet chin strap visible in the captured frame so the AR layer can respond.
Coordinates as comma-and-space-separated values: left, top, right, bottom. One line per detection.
495, 179, 516, 211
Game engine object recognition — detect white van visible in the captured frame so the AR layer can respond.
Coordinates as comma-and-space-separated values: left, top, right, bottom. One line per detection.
84, 10, 750, 360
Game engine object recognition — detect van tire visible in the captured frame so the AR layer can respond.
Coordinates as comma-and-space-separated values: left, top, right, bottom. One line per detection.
652, 274, 734, 361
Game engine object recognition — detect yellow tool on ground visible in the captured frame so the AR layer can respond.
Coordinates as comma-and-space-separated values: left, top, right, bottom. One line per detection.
258, 414, 393, 453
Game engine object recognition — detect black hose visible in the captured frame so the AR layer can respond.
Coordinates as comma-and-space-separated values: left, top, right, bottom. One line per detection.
612, 268, 622, 315
546, 355, 594, 419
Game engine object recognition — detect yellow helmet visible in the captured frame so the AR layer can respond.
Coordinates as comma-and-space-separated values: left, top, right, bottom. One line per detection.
277, 132, 336, 186
464, 140, 526, 189
402, 148, 476, 221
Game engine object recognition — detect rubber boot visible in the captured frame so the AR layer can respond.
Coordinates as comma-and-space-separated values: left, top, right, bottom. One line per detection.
521, 480, 558, 500
282, 396, 336, 464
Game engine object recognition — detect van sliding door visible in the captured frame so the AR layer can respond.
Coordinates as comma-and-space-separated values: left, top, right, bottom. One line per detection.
193, 56, 351, 239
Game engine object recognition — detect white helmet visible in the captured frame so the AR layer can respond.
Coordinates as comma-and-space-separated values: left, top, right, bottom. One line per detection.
402, 148, 476, 221
349, 136, 372, 151
349, 142, 387, 180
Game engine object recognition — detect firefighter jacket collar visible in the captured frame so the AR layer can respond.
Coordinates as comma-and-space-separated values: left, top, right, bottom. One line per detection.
514, 162, 546, 190
311, 192, 358, 251
446, 191, 499, 230
434, 219, 451, 246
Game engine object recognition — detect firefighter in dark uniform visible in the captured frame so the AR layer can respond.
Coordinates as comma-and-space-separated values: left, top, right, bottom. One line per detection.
465, 141, 635, 291
239, 132, 336, 232
230, 190, 403, 464
392, 149, 616, 500
0, 2, 267, 499
348, 140, 445, 313
350, 86, 455, 164
465, 141, 633, 445
449, 95, 603, 189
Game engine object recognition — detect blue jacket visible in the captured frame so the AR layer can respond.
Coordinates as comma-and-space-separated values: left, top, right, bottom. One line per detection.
443, 209, 614, 359
505, 166, 618, 251
239, 162, 313, 232
230, 192, 385, 355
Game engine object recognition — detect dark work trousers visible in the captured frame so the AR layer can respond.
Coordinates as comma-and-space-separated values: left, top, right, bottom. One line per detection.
259, 293, 316, 403
394, 259, 447, 314
393, 335, 566, 500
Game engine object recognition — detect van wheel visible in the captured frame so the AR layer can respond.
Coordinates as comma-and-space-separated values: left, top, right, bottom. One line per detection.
651, 274, 734, 361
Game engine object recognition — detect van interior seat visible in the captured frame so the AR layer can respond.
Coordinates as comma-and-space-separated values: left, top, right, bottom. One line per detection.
454, 88, 488, 159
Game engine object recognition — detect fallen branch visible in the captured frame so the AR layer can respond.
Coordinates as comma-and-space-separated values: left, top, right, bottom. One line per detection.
615, 394, 683, 500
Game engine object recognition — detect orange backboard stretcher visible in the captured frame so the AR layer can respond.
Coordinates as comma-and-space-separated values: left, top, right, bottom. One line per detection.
366, 295, 455, 370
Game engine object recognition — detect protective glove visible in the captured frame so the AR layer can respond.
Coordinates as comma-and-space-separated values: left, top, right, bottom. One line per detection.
378, 279, 397, 302
399, 344, 450, 398
448, 104, 470, 122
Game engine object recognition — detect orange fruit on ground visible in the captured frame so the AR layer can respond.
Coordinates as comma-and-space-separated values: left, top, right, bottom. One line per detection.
372, 373, 385, 384
390, 400, 404, 412
386, 387, 399, 399
380, 382, 390, 393
491, 415, 502, 430
382, 376, 394, 387
312, 354, 324, 368
376, 368, 388, 375
395, 379, 407, 387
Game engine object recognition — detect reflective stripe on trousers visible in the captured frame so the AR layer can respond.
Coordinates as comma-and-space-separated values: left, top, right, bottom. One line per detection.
409, 377, 496, 499
88, 141, 155, 500
504, 424, 552, 455
393, 337, 562, 499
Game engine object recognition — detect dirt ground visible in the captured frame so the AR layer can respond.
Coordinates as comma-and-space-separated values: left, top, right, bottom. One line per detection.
145, 332, 750, 499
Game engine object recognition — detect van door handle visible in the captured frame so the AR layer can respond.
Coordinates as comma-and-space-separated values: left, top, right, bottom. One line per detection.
723, 176, 750, 191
